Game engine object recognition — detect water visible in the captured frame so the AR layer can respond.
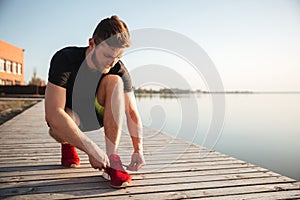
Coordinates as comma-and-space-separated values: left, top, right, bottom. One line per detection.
135, 93, 300, 181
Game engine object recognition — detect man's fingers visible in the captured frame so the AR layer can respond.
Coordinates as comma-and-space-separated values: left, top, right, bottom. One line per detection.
89, 154, 110, 170
122, 164, 129, 169
127, 165, 137, 171
127, 152, 145, 171
127, 161, 137, 171
127, 161, 145, 171
105, 156, 110, 168
136, 162, 145, 171
129, 159, 135, 167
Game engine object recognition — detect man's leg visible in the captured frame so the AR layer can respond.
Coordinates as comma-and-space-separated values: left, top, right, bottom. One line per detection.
48, 109, 80, 168
49, 108, 81, 143
97, 75, 125, 156
96, 75, 131, 188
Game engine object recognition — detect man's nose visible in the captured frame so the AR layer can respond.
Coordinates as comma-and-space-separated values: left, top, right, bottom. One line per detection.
107, 58, 117, 66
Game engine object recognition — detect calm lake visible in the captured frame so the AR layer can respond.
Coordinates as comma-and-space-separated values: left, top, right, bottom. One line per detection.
135, 93, 300, 181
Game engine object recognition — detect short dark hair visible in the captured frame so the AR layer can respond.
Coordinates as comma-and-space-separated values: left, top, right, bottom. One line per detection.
92, 15, 130, 48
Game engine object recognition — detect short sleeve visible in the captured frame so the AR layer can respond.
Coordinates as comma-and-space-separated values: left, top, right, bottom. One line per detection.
48, 49, 71, 88
122, 69, 133, 93
118, 61, 133, 93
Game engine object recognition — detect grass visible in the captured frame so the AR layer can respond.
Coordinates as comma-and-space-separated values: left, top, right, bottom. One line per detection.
0, 100, 40, 125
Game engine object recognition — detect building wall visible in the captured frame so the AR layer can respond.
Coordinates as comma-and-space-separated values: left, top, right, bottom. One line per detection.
0, 40, 25, 85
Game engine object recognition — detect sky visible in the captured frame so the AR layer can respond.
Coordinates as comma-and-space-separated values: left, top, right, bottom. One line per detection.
0, 0, 300, 91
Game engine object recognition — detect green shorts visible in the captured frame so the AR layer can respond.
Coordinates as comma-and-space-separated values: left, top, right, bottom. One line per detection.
94, 96, 104, 127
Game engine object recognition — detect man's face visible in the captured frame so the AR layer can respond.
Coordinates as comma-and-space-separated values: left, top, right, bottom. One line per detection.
91, 41, 124, 73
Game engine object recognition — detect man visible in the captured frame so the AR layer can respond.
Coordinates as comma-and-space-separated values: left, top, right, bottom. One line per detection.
45, 15, 145, 188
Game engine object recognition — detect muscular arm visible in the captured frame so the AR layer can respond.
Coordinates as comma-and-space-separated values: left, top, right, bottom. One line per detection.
124, 91, 143, 151
124, 91, 145, 170
45, 82, 109, 169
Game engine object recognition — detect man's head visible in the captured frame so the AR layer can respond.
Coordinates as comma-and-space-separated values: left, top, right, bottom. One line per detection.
88, 15, 130, 72
92, 15, 130, 48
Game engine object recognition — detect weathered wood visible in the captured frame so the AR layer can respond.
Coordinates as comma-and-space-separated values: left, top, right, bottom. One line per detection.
0, 101, 299, 199
0, 166, 268, 184
0, 171, 296, 195
59, 183, 300, 200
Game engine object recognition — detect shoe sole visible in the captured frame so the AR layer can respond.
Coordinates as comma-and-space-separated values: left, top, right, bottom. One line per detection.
111, 181, 130, 189
69, 164, 79, 168
62, 163, 80, 168
102, 171, 130, 188
102, 171, 111, 180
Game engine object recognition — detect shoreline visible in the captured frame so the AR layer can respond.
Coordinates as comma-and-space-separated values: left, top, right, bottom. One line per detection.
0, 98, 41, 125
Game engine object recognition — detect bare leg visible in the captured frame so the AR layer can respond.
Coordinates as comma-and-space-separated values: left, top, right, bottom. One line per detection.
49, 128, 65, 143
49, 108, 80, 144
97, 75, 125, 156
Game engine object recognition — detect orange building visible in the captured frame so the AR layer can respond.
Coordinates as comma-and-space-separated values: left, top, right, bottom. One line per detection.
0, 40, 25, 85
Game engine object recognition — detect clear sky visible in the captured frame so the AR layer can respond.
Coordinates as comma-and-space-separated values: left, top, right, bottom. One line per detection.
0, 0, 299, 91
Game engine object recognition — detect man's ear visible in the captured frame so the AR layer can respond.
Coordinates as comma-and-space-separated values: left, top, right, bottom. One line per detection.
88, 38, 95, 48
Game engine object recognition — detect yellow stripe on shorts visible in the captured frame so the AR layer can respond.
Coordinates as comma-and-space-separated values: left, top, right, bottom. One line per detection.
94, 96, 104, 117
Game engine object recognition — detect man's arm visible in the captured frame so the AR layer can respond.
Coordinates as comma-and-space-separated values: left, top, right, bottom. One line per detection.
45, 82, 109, 169
124, 91, 145, 171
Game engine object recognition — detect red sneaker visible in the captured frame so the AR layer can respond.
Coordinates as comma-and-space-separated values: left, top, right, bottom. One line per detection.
102, 154, 131, 188
61, 143, 80, 168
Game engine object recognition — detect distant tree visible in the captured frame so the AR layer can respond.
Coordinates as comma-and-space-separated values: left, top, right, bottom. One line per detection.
28, 68, 45, 86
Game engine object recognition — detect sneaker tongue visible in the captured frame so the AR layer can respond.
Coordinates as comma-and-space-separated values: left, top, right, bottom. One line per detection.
109, 154, 120, 161
109, 154, 124, 171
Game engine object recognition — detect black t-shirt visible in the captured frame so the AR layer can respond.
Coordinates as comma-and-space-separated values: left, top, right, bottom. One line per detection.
48, 46, 132, 131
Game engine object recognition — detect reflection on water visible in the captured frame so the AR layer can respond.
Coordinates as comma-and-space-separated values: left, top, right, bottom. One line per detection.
136, 93, 300, 181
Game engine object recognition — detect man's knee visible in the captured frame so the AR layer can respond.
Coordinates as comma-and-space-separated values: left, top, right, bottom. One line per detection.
103, 75, 124, 89
98, 75, 124, 105
49, 128, 65, 143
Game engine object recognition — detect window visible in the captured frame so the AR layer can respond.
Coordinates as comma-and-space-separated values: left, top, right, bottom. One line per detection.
15, 80, 21, 85
6, 80, 13, 85
6, 61, 11, 73
17, 64, 22, 75
12, 62, 17, 74
0, 79, 5, 85
0, 59, 4, 72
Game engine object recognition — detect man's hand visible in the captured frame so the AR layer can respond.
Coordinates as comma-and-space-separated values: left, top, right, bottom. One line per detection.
88, 153, 110, 170
127, 151, 145, 171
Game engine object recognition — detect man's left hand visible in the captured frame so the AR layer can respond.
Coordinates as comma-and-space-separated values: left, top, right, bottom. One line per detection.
127, 151, 145, 171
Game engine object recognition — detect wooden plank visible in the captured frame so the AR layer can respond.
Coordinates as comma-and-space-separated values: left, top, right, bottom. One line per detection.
1, 176, 297, 199
0, 151, 235, 163
0, 149, 224, 159
0, 166, 268, 183
0, 173, 299, 197
196, 190, 300, 200
0, 170, 284, 190
0, 169, 271, 185
60, 183, 300, 200
0, 157, 239, 168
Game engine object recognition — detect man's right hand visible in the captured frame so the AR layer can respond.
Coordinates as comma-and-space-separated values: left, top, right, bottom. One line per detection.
88, 153, 110, 170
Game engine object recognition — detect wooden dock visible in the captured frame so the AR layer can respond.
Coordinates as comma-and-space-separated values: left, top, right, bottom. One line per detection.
0, 101, 300, 199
